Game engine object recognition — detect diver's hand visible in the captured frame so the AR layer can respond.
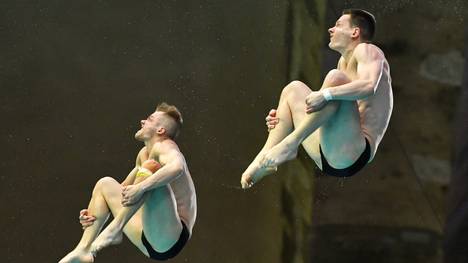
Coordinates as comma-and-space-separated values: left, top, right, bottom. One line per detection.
305, 91, 328, 113
266, 109, 279, 132
79, 209, 96, 230
122, 184, 145, 207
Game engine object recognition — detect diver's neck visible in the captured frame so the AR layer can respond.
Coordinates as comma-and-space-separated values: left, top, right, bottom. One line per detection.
340, 42, 359, 63
144, 136, 166, 153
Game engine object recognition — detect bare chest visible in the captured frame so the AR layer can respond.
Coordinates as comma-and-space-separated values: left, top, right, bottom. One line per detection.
338, 57, 359, 80
137, 148, 162, 166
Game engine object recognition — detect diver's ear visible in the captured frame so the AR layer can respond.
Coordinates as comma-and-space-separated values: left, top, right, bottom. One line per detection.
351, 27, 360, 39
156, 127, 166, 135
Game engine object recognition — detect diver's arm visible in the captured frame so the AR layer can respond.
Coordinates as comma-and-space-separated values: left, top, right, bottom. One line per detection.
121, 148, 145, 186
138, 148, 184, 192
121, 167, 138, 186
326, 44, 384, 101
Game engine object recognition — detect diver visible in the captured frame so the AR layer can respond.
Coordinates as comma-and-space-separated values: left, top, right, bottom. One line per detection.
59, 103, 196, 262
241, 9, 393, 188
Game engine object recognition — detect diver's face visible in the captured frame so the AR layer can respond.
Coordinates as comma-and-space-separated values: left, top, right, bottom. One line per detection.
135, 111, 163, 141
328, 15, 355, 51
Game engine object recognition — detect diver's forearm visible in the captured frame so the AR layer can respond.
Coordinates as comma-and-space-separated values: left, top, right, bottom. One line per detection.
138, 165, 183, 192
326, 80, 374, 101
121, 167, 138, 186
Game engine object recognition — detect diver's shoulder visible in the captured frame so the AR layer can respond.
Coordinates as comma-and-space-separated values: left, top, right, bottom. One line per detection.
354, 43, 385, 60
136, 146, 148, 158
354, 43, 380, 53
138, 146, 147, 153
157, 139, 182, 154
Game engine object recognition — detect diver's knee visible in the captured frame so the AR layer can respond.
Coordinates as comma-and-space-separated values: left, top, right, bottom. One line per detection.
323, 69, 350, 87
94, 176, 117, 193
281, 80, 308, 98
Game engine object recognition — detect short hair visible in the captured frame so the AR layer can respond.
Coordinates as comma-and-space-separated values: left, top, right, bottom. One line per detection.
155, 102, 183, 139
342, 9, 376, 42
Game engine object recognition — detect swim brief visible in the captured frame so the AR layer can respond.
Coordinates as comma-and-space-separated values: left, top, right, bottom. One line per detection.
141, 221, 189, 261
319, 138, 371, 177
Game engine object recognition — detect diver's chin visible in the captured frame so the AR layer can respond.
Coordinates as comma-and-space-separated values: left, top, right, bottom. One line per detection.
329, 44, 343, 54
134, 130, 145, 141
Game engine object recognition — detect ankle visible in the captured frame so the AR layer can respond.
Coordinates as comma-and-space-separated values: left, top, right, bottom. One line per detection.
109, 218, 126, 231
75, 244, 90, 251
284, 135, 301, 147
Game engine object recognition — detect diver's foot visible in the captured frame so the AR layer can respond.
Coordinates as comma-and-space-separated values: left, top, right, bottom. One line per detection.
90, 224, 123, 256
58, 248, 94, 263
241, 157, 278, 189
261, 138, 298, 168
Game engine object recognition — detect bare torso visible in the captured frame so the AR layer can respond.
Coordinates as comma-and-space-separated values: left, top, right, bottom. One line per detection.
338, 44, 393, 161
137, 145, 197, 235
169, 160, 197, 234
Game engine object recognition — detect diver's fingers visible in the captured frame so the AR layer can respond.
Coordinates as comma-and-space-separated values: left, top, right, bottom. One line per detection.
269, 109, 277, 117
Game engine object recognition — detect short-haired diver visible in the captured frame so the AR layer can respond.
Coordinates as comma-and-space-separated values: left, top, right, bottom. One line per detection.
241, 9, 393, 188
59, 103, 196, 262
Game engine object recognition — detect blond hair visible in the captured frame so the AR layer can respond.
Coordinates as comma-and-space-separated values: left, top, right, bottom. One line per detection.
155, 102, 183, 139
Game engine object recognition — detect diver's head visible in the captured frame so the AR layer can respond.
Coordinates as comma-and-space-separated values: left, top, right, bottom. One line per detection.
328, 9, 376, 52
135, 102, 183, 141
